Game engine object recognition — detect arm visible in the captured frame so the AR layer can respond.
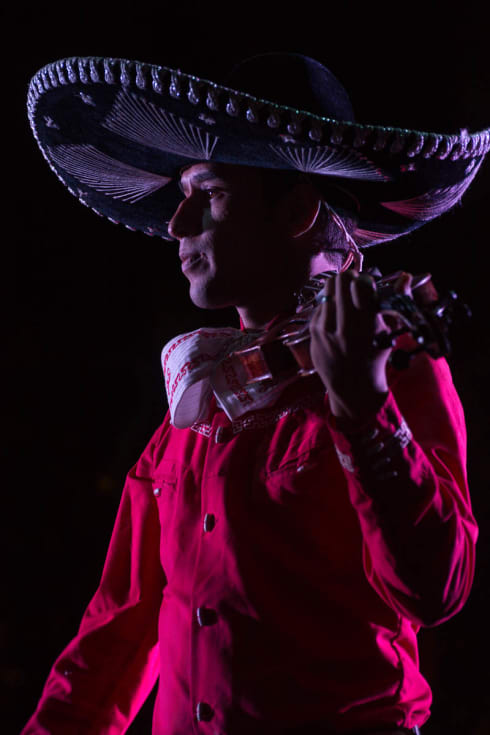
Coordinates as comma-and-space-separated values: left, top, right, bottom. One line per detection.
310, 271, 478, 627
22, 427, 166, 735
327, 350, 477, 627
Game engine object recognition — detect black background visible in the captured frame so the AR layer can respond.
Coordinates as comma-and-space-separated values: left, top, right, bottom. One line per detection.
3, 3, 490, 734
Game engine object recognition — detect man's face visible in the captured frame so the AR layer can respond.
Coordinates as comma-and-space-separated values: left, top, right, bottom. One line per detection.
168, 162, 290, 313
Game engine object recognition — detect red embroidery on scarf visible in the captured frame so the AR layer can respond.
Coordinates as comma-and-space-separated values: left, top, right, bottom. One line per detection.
168, 353, 215, 408
220, 356, 254, 406
163, 329, 244, 394
162, 332, 195, 370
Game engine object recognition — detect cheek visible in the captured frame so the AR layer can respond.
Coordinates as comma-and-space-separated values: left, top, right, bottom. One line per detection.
209, 202, 275, 269
202, 207, 215, 230
226, 208, 270, 245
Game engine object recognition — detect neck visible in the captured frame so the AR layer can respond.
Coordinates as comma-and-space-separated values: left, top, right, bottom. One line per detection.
235, 243, 312, 329
236, 292, 298, 330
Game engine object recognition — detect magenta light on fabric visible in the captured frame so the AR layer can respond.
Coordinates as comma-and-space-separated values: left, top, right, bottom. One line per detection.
22, 342, 477, 734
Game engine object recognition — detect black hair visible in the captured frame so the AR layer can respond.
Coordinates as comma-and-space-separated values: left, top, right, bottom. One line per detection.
258, 168, 359, 263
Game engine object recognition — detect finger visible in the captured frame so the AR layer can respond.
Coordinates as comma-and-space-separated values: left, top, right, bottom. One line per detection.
336, 270, 357, 333
350, 273, 378, 312
310, 279, 330, 338
314, 276, 336, 331
324, 274, 336, 332
394, 271, 413, 297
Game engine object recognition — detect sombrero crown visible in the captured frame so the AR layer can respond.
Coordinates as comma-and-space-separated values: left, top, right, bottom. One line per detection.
27, 52, 490, 246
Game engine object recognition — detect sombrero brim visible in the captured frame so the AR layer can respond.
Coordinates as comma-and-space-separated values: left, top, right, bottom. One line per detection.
27, 56, 490, 246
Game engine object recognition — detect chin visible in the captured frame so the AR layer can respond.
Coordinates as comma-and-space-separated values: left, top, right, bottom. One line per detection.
189, 283, 233, 311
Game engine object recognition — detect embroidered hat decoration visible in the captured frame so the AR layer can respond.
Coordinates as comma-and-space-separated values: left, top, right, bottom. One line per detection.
27, 52, 490, 247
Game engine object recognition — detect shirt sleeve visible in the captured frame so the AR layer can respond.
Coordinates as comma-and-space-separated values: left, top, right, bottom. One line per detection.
326, 347, 478, 628
21, 424, 167, 735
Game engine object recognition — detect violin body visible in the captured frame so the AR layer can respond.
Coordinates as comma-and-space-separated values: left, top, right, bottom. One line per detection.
234, 272, 469, 385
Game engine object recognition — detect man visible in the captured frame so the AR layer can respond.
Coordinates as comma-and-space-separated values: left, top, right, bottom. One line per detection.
23, 53, 487, 734
168, 161, 390, 421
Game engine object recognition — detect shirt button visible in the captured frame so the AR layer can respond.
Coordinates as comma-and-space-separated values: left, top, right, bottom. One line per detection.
196, 701, 214, 722
196, 606, 218, 627
153, 487, 161, 497
203, 513, 216, 532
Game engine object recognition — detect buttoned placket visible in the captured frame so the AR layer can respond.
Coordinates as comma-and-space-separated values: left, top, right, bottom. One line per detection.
191, 416, 234, 729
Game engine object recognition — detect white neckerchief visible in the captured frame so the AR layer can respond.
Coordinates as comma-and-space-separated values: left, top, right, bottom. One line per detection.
161, 327, 298, 428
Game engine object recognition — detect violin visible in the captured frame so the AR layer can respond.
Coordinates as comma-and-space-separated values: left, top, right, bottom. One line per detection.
232, 271, 470, 386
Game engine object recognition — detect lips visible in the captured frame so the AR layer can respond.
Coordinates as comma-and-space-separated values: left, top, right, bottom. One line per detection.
180, 251, 206, 273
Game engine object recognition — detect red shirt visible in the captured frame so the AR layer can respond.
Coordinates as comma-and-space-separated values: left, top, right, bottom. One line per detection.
22, 342, 477, 734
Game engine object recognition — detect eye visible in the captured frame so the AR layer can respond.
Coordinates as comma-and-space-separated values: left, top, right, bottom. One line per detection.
204, 188, 219, 199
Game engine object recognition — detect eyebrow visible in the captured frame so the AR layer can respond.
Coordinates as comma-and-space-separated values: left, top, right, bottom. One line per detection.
178, 170, 223, 193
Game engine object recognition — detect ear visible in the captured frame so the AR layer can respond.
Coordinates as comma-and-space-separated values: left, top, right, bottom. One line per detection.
274, 179, 322, 238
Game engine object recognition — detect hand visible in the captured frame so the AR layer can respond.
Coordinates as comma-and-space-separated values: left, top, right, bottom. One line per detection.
309, 270, 412, 424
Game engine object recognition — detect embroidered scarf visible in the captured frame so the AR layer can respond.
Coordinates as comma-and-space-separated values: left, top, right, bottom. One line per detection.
161, 327, 299, 428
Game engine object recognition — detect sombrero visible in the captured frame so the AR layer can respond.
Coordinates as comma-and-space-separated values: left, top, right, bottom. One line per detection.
27, 52, 490, 247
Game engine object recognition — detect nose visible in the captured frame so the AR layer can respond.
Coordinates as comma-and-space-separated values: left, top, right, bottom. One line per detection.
167, 196, 202, 240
